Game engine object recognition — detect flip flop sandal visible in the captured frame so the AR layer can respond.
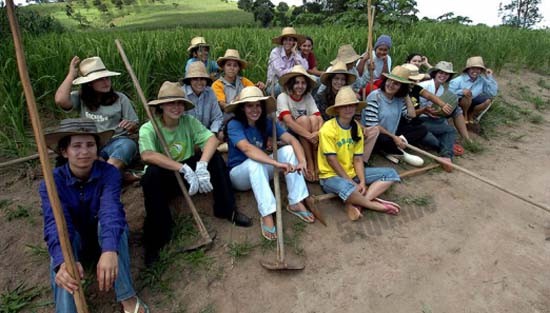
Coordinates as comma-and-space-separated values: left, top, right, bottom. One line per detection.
122, 297, 150, 313
374, 198, 401, 210
286, 205, 314, 223
453, 143, 464, 156
260, 218, 277, 241
378, 202, 400, 215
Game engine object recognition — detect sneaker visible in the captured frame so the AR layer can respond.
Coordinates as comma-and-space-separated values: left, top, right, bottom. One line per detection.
384, 153, 400, 164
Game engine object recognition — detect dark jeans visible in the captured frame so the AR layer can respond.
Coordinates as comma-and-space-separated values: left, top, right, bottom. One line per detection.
141, 151, 236, 262
374, 118, 428, 155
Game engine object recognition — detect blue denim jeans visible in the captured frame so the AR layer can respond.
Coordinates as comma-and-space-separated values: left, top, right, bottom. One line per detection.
320, 167, 400, 201
50, 226, 135, 313
100, 136, 138, 165
419, 117, 456, 158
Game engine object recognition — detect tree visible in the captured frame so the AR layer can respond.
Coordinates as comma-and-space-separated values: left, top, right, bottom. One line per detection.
436, 12, 472, 24
374, 0, 418, 25
499, 0, 543, 28
252, 0, 274, 27
238, 0, 253, 12
275, 1, 289, 26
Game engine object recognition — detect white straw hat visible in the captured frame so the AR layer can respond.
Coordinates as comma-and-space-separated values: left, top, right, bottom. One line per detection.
72, 57, 120, 85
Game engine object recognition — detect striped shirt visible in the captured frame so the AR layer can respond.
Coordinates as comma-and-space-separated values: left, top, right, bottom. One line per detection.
362, 89, 407, 134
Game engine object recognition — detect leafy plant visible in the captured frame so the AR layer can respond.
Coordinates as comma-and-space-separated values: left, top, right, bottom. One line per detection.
0, 284, 47, 313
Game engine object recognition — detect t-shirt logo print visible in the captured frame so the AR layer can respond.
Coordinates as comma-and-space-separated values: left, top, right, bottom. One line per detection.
169, 142, 186, 160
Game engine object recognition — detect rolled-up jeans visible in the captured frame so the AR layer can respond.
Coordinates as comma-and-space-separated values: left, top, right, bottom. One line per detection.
229, 145, 309, 217
320, 167, 400, 201
100, 136, 138, 166
419, 116, 456, 158
49, 226, 135, 313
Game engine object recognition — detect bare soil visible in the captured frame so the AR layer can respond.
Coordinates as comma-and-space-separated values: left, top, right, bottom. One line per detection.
1, 70, 549, 313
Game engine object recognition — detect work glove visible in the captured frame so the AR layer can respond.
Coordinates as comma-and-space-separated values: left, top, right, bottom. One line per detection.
179, 164, 199, 196
195, 161, 213, 194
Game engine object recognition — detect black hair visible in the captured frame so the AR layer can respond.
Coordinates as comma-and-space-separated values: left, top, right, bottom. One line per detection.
80, 82, 118, 112
284, 75, 313, 95
189, 45, 209, 59
303, 36, 313, 46
429, 70, 453, 83
380, 76, 410, 98
350, 120, 361, 143
55, 134, 101, 167
405, 53, 423, 63
224, 101, 269, 145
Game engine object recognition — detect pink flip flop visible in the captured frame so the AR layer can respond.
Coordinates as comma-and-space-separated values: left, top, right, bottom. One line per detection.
374, 198, 401, 210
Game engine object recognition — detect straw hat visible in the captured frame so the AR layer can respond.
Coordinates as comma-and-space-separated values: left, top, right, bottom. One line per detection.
182, 61, 213, 85
278, 65, 317, 89
216, 49, 247, 69
401, 64, 426, 81
147, 81, 195, 110
45, 118, 113, 150
225, 86, 276, 114
271, 27, 306, 45
463, 56, 486, 72
320, 61, 357, 86
325, 86, 366, 116
429, 61, 456, 75
382, 66, 413, 84
72, 57, 120, 85
330, 44, 361, 65
187, 36, 209, 52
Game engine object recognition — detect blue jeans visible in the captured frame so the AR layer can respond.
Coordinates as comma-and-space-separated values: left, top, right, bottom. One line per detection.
419, 117, 456, 158
50, 226, 135, 313
320, 167, 400, 201
100, 136, 137, 166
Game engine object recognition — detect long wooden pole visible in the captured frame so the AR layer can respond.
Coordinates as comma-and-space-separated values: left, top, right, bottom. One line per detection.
115, 39, 211, 241
362, 0, 373, 101
5, 1, 89, 312
366, 5, 375, 94
0, 150, 54, 169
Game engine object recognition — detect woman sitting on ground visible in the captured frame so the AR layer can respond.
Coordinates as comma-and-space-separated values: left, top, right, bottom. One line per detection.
41, 118, 149, 313
362, 66, 426, 166
357, 34, 393, 94
225, 86, 318, 240
185, 36, 219, 80
318, 86, 401, 221
54, 56, 139, 181
318, 44, 367, 94
299, 36, 324, 77
277, 65, 323, 182
405, 52, 432, 79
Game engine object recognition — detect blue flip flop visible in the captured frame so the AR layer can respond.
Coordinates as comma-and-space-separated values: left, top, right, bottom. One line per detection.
260, 218, 277, 241
286, 205, 314, 223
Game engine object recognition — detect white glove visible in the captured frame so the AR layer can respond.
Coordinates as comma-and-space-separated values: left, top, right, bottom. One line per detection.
195, 161, 213, 194
179, 164, 199, 196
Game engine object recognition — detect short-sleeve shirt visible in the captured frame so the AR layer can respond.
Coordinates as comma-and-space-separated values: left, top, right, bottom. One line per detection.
139, 115, 213, 162
318, 118, 364, 180
69, 91, 139, 137
212, 76, 254, 104
362, 89, 407, 134
304, 51, 317, 70
276, 93, 320, 121
226, 118, 286, 169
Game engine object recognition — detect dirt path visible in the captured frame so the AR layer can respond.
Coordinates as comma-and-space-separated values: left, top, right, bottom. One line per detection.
1, 70, 549, 313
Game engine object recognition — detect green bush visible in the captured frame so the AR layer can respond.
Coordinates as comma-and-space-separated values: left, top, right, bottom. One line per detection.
0, 6, 64, 39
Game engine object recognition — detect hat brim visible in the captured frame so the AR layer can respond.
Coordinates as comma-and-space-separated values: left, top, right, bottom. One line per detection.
72, 70, 120, 85
187, 43, 210, 52
271, 34, 306, 45
382, 73, 413, 84
181, 75, 213, 85
225, 95, 276, 114
330, 54, 361, 65
326, 101, 366, 117
462, 65, 486, 73
216, 57, 247, 69
428, 67, 456, 75
279, 72, 317, 90
320, 70, 357, 87
147, 97, 195, 110
408, 73, 426, 81
45, 130, 114, 151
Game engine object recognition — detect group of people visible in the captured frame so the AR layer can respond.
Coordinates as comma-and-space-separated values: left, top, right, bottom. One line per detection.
40, 27, 498, 312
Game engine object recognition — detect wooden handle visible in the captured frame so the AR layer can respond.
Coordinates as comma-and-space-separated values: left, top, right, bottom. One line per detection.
5, 1, 88, 312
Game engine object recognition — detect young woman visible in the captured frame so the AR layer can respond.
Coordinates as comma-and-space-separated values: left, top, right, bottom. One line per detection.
299, 36, 324, 77
321, 44, 367, 94
41, 118, 148, 313
362, 66, 426, 166
139, 82, 251, 265
54, 56, 139, 179
357, 35, 393, 83
318, 86, 401, 221
405, 52, 432, 78
277, 65, 323, 181
226, 86, 318, 240
266, 27, 309, 96
185, 36, 219, 79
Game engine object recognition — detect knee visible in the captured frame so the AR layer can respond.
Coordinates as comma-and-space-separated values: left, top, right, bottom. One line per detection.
278, 145, 297, 162
296, 116, 312, 130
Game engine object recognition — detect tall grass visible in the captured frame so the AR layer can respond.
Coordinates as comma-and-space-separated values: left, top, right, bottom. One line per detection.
1, 23, 549, 157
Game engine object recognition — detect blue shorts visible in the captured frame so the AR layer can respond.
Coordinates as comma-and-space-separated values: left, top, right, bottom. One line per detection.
471, 95, 491, 106
100, 136, 138, 165
320, 167, 400, 201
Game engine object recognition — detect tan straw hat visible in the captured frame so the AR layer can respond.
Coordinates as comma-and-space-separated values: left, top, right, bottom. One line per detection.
278, 65, 317, 89
325, 86, 366, 116
72, 57, 120, 85
147, 81, 195, 110
401, 64, 426, 81
182, 61, 213, 85
320, 61, 357, 86
272, 27, 306, 45
225, 86, 276, 114
429, 61, 456, 75
330, 44, 361, 65
187, 36, 209, 52
463, 56, 486, 72
216, 49, 248, 69
382, 66, 414, 84
45, 118, 113, 151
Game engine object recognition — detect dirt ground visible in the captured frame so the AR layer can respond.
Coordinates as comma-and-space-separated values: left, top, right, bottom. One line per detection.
1, 70, 549, 313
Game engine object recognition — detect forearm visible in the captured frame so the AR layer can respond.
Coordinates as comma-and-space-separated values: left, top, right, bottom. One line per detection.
327, 156, 352, 180
141, 151, 184, 171
405, 96, 416, 118
54, 74, 75, 110
353, 158, 365, 184
199, 136, 219, 162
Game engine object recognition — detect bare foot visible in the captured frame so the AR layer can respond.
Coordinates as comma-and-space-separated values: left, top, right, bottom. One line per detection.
261, 215, 277, 240
304, 196, 325, 224
345, 203, 363, 221
440, 157, 453, 173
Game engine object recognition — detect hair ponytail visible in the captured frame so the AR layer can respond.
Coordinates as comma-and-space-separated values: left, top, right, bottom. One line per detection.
351, 120, 361, 143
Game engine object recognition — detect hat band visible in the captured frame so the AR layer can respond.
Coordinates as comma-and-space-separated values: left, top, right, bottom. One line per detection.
158, 95, 186, 100
81, 67, 108, 77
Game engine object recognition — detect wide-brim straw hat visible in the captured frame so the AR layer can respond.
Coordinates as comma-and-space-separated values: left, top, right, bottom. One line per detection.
382, 66, 414, 84
187, 36, 209, 52
272, 27, 306, 45
216, 49, 247, 69
320, 60, 357, 86
326, 86, 366, 116
463, 56, 486, 72
429, 61, 457, 75
45, 118, 113, 151
72, 57, 120, 85
225, 86, 276, 114
148, 81, 195, 110
401, 64, 426, 81
330, 44, 361, 65
278, 65, 317, 89
182, 61, 213, 85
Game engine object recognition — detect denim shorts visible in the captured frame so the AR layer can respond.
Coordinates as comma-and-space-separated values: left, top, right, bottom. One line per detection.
471, 95, 490, 106
320, 167, 400, 201
100, 136, 138, 165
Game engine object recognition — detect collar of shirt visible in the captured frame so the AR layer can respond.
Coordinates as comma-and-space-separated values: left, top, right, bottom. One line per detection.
221, 76, 242, 88
184, 84, 205, 100
276, 46, 294, 62
61, 161, 102, 186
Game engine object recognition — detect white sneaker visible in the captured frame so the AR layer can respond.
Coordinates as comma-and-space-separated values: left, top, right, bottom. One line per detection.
384, 153, 400, 164
401, 151, 424, 167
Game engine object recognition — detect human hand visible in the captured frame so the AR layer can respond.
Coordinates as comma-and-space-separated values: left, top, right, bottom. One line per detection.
195, 161, 213, 193
216, 131, 225, 142
55, 262, 85, 294
295, 160, 307, 175
393, 135, 407, 149
97, 251, 118, 292
256, 81, 266, 90
486, 68, 493, 76
179, 164, 199, 195
291, 42, 298, 55
276, 162, 293, 175
421, 56, 429, 66
69, 56, 80, 79
463, 89, 472, 97
118, 119, 136, 132
307, 132, 319, 144
424, 106, 439, 118
441, 103, 453, 116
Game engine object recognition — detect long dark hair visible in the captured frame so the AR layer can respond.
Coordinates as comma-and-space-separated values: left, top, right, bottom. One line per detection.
225, 101, 269, 145
429, 70, 453, 83
55, 134, 101, 167
80, 83, 119, 111
284, 75, 313, 95
350, 120, 361, 143
380, 76, 410, 98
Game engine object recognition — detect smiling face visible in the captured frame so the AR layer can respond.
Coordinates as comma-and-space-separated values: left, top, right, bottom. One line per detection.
291, 76, 308, 97
223, 60, 240, 80
190, 77, 207, 95
90, 77, 112, 93
331, 73, 347, 93
282, 36, 297, 53
242, 101, 262, 125
194, 46, 210, 62
384, 78, 402, 96
435, 71, 451, 84
375, 45, 389, 59
409, 55, 423, 67
300, 39, 312, 56
160, 100, 187, 120
466, 67, 483, 80
62, 134, 98, 172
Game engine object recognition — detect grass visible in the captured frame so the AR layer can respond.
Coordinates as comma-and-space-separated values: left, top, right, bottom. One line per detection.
400, 195, 433, 207
0, 284, 48, 313
25, 244, 49, 261
2, 205, 31, 222
227, 240, 254, 260
537, 79, 550, 90
462, 139, 484, 153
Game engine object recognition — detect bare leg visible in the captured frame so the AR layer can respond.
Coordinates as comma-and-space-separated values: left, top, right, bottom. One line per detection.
459, 96, 473, 121
450, 115, 471, 141
296, 116, 316, 182
346, 188, 386, 212
363, 126, 380, 163
308, 115, 322, 180
472, 99, 492, 122
107, 157, 125, 170
364, 181, 394, 201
